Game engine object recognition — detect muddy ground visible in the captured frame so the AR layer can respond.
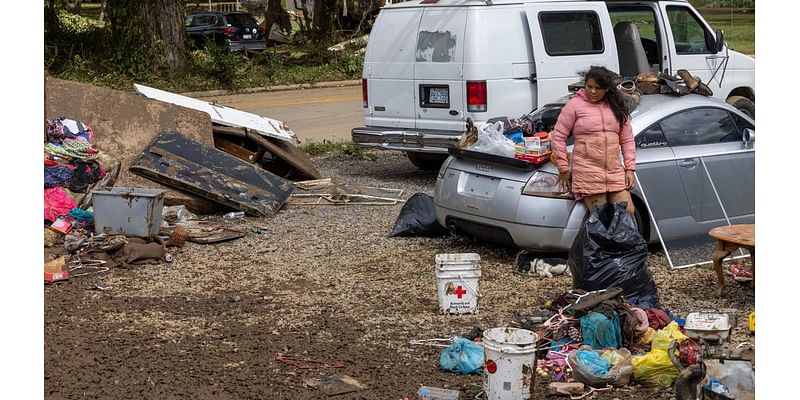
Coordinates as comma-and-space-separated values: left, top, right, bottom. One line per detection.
44, 151, 755, 400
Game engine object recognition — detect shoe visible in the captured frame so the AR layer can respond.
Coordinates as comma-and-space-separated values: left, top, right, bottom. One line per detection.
694, 81, 713, 97
677, 69, 700, 90
728, 261, 754, 282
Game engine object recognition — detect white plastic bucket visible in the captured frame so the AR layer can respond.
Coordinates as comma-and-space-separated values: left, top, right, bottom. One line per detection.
482, 327, 539, 400
435, 253, 481, 314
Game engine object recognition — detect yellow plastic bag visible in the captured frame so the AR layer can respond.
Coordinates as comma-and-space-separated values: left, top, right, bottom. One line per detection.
631, 322, 688, 387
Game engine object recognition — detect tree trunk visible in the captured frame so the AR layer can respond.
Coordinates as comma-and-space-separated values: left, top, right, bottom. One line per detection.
107, 0, 189, 72
98, 0, 108, 22
312, 0, 335, 48
263, 0, 282, 38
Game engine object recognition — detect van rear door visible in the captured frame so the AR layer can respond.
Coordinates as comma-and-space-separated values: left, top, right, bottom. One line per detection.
363, 8, 423, 129
524, 2, 619, 107
413, 8, 468, 132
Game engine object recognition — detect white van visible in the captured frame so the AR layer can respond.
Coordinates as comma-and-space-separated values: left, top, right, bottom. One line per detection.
351, 0, 755, 168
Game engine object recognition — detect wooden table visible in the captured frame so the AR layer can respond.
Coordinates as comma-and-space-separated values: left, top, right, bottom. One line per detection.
709, 224, 755, 298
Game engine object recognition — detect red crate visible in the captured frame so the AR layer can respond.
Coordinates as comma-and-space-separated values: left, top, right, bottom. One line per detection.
514, 152, 551, 165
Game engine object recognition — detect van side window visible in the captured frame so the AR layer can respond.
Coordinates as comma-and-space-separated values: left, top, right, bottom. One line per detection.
659, 108, 740, 147
665, 6, 714, 54
608, 6, 661, 71
538, 12, 604, 56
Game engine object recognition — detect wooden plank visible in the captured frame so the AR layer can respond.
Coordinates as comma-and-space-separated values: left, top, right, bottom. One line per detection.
214, 135, 260, 163
212, 125, 321, 180
130, 131, 294, 217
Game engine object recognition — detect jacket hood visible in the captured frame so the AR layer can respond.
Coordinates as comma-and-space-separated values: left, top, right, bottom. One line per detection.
575, 88, 590, 102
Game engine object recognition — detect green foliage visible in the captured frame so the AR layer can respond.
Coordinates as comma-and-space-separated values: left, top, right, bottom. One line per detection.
690, 1, 755, 8
299, 140, 376, 160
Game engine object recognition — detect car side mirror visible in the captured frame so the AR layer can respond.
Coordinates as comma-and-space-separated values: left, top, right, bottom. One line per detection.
742, 128, 755, 146
715, 29, 725, 53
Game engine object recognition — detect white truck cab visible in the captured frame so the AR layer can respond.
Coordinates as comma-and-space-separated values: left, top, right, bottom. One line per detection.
351, 0, 755, 168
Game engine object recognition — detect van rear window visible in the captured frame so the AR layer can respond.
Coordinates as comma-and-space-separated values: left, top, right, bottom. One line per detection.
539, 12, 604, 56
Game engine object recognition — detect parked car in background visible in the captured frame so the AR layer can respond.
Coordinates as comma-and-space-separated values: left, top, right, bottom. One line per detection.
185, 11, 266, 51
434, 94, 755, 251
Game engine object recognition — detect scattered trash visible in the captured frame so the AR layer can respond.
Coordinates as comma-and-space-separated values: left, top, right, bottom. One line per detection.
748, 310, 755, 334
45, 255, 69, 283
579, 312, 622, 350
87, 284, 113, 291
417, 385, 461, 400
186, 228, 245, 244
514, 251, 570, 278
436, 253, 481, 315
569, 347, 633, 387
304, 374, 368, 396
703, 359, 754, 400
548, 382, 584, 396
439, 336, 484, 375
290, 178, 405, 206
223, 211, 245, 219
389, 193, 448, 237
162, 205, 197, 224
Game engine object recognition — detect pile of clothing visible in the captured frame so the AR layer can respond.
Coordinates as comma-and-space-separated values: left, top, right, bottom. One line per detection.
44, 118, 105, 233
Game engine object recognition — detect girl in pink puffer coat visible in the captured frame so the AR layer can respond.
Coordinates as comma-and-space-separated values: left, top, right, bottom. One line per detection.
551, 66, 637, 215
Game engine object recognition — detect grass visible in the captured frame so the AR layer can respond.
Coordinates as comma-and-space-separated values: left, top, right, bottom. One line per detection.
701, 12, 755, 55
299, 139, 376, 160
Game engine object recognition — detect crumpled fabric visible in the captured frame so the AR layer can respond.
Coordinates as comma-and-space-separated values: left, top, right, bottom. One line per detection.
69, 160, 104, 192
646, 308, 672, 330
580, 311, 622, 350
44, 187, 77, 222
44, 166, 74, 188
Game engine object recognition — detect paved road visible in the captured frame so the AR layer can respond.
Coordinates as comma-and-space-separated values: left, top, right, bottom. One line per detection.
197, 85, 363, 143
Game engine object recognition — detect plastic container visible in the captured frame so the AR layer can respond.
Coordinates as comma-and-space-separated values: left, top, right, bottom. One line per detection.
91, 187, 165, 237
482, 327, 539, 400
684, 311, 731, 342
435, 253, 481, 314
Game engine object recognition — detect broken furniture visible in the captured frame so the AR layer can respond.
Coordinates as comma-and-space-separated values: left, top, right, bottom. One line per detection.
709, 224, 755, 297
288, 178, 405, 206
130, 130, 294, 217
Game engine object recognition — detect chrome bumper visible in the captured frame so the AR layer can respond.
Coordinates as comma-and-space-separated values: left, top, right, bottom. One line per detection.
351, 127, 461, 154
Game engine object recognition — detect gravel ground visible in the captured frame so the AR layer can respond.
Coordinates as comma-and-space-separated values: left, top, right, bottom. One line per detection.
44, 150, 755, 399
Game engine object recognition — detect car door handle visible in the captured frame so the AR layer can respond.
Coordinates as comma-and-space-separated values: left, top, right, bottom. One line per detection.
678, 159, 697, 168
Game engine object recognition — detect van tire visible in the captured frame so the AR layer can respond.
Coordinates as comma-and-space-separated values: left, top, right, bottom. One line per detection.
406, 152, 447, 170
727, 96, 755, 119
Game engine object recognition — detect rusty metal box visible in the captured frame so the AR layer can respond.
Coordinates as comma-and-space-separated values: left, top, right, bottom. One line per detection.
91, 187, 165, 237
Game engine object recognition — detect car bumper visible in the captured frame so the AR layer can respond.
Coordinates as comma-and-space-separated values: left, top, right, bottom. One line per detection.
436, 203, 584, 251
227, 40, 267, 51
351, 126, 460, 153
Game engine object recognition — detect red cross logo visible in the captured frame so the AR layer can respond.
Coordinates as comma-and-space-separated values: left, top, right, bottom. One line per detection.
454, 285, 467, 299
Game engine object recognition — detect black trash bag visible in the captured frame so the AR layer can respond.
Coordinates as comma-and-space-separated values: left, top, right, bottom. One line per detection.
567, 202, 659, 308
388, 193, 448, 237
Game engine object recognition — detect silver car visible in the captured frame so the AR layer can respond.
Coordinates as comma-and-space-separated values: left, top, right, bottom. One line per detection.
434, 94, 755, 251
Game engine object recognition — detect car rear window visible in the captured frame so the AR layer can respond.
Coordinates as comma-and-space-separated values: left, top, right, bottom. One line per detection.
225, 13, 258, 26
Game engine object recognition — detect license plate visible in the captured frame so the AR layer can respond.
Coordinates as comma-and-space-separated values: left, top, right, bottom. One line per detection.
243, 34, 252, 40
463, 174, 498, 198
429, 87, 449, 104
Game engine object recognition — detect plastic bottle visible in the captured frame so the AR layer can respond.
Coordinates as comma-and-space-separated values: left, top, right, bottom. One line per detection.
223, 211, 245, 219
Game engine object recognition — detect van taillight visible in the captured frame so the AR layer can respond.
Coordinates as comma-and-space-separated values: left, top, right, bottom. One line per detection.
466, 81, 487, 112
362, 79, 368, 108
222, 27, 238, 36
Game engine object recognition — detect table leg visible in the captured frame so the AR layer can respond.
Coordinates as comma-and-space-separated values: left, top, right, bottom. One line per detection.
749, 248, 755, 289
713, 245, 731, 298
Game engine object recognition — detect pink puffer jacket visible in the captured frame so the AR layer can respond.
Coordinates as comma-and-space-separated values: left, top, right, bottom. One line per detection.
551, 89, 636, 195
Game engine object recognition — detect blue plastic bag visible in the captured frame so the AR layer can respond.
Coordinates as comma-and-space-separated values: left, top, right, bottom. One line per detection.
439, 336, 484, 374
575, 350, 611, 376
580, 311, 622, 350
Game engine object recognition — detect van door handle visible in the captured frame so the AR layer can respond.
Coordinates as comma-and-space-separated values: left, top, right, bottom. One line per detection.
678, 159, 697, 169
528, 73, 537, 83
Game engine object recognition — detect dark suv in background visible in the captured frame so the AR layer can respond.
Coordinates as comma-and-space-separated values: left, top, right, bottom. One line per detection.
185, 11, 266, 51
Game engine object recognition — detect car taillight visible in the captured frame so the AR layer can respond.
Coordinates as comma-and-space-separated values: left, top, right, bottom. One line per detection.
257, 26, 265, 34
466, 80, 487, 112
362, 79, 368, 108
222, 27, 237, 36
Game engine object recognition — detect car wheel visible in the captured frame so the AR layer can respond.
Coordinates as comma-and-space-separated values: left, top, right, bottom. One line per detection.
727, 95, 755, 119
406, 152, 447, 170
